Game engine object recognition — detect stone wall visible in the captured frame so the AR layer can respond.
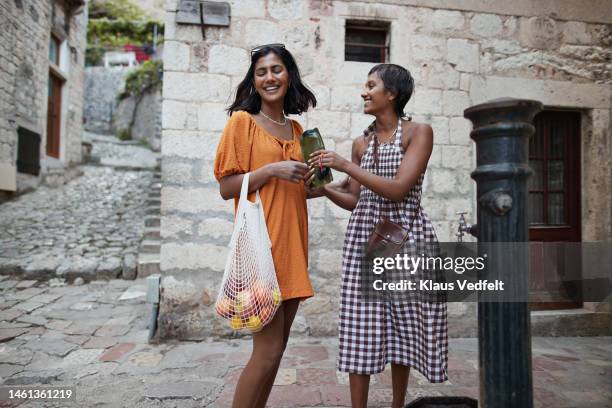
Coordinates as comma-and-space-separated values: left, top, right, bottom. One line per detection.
84, 66, 162, 151
0, 0, 87, 189
84, 67, 134, 134
113, 89, 163, 151
62, 2, 87, 167
159, 0, 612, 339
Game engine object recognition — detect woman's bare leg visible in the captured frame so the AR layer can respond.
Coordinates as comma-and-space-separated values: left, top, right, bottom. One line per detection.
390, 363, 410, 408
252, 299, 300, 408
349, 373, 370, 408
231, 304, 287, 408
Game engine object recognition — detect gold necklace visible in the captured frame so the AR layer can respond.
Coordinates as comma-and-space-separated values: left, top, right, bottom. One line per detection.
259, 110, 287, 126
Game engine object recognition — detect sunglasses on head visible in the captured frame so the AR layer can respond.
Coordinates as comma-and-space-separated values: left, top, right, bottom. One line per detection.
251, 43, 286, 56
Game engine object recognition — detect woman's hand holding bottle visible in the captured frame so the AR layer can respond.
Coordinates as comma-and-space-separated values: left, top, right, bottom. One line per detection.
269, 160, 309, 183
308, 150, 350, 173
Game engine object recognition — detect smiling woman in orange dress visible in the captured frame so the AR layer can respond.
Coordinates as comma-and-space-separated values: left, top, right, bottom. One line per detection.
213, 44, 317, 408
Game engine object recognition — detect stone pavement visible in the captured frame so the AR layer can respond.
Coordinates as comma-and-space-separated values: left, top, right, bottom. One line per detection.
0, 277, 611, 407
83, 132, 159, 170
0, 165, 153, 283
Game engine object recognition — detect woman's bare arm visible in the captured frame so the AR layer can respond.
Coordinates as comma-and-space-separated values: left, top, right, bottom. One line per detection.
219, 161, 309, 200
311, 122, 433, 203
322, 177, 360, 211
321, 137, 364, 210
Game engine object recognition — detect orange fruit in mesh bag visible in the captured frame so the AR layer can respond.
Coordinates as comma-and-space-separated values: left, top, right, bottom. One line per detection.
252, 279, 272, 307
258, 304, 275, 324
235, 290, 256, 319
215, 296, 234, 318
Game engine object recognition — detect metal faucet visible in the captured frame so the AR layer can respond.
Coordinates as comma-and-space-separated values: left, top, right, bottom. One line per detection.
456, 212, 476, 242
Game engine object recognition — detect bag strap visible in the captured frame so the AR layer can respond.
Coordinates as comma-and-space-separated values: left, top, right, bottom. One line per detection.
236, 172, 271, 247
229, 173, 249, 247
235, 172, 250, 218
239, 172, 250, 201
254, 178, 271, 247
238, 173, 263, 205
394, 118, 404, 147
368, 119, 402, 221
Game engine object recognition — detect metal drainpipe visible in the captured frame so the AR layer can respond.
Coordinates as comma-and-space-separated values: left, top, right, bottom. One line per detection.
464, 98, 542, 408
146, 274, 161, 342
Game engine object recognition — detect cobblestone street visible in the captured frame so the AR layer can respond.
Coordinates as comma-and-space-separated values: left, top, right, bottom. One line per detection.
0, 132, 158, 283
0, 277, 611, 407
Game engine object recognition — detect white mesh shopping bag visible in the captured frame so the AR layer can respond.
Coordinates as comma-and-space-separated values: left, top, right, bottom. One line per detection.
215, 173, 281, 332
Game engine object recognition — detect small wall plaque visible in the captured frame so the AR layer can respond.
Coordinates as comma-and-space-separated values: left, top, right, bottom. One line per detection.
176, 1, 231, 26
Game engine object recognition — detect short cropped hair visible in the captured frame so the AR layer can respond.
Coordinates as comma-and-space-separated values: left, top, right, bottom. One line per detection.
368, 64, 414, 117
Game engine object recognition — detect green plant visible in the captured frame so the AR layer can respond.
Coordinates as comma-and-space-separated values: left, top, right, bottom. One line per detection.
85, 0, 164, 67
87, 19, 163, 49
89, 0, 147, 20
118, 60, 163, 100
118, 128, 132, 140
136, 139, 153, 149
85, 46, 105, 66
117, 60, 163, 139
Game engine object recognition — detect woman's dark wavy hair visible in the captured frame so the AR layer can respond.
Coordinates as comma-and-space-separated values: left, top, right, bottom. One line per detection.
227, 46, 316, 115
368, 64, 414, 118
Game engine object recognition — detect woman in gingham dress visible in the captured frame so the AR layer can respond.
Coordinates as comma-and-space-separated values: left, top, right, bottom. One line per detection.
309, 64, 448, 407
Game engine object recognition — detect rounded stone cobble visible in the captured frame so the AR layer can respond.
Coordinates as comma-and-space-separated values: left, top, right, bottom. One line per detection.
0, 165, 154, 281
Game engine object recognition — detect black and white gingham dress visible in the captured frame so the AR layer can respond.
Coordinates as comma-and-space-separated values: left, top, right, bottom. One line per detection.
337, 119, 448, 382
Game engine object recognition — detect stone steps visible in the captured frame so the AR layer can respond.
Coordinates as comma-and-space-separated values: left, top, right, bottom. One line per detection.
137, 252, 160, 277
137, 168, 161, 279
144, 217, 160, 228
139, 239, 160, 254
143, 227, 160, 239
145, 206, 160, 215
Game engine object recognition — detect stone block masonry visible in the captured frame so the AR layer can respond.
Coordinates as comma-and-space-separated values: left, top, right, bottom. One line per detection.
84, 67, 134, 134
160, 0, 612, 339
0, 0, 87, 192
84, 65, 163, 151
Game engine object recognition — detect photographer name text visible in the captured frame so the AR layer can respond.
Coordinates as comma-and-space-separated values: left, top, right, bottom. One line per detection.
372, 279, 504, 292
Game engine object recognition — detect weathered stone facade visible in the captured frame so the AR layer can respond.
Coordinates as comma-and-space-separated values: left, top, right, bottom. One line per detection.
0, 0, 87, 193
84, 66, 162, 151
114, 89, 163, 151
84, 67, 133, 134
160, 0, 612, 339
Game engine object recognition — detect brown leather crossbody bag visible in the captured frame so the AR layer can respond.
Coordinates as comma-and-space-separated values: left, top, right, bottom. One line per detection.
365, 217, 409, 259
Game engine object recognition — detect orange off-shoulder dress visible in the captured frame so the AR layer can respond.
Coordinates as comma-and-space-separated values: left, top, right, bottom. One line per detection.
213, 111, 313, 301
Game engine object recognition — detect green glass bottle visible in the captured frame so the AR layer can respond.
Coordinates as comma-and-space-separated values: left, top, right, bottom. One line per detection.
300, 128, 333, 188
